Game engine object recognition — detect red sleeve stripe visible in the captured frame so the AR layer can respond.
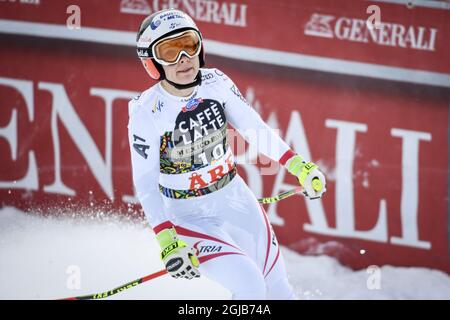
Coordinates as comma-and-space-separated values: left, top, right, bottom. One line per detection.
153, 221, 175, 234
278, 149, 296, 166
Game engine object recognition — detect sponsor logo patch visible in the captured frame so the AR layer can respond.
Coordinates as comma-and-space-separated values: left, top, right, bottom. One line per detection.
182, 98, 203, 113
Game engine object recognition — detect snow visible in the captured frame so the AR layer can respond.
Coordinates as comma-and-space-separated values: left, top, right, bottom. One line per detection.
1, 206, 449, 300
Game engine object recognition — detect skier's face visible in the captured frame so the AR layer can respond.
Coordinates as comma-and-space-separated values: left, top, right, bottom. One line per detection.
162, 54, 199, 85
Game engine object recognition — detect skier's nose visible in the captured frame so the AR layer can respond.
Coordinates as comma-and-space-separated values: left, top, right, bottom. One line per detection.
179, 53, 190, 64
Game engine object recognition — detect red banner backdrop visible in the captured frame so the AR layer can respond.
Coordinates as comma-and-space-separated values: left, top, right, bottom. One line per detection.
0, 0, 448, 73
0, 0, 449, 272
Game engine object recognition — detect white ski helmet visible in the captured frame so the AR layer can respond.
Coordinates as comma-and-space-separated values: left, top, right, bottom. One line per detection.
136, 9, 205, 80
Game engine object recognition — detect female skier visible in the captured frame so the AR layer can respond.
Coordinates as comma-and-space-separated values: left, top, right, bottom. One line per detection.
128, 8, 326, 300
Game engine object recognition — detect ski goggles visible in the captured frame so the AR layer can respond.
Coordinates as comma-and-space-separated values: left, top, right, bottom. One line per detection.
152, 30, 202, 66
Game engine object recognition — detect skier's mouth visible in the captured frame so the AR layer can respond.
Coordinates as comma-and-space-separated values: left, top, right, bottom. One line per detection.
178, 67, 193, 74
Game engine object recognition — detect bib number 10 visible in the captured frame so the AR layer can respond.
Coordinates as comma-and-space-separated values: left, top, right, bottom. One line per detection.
197, 143, 225, 165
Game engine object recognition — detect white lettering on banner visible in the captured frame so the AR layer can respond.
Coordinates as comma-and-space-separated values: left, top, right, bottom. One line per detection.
0, 0, 40, 5
37, 83, 137, 199
120, 0, 152, 15
120, 0, 247, 27
271, 114, 389, 241
305, 13, 438, 51
0, 109, 17, 161
268, 114, 431, 249
42, 84, 76, 197
390, 128, 432, 249
309, 119, 388, 242
268, 111, 328, 227
91, 88, 139, 202
0, 77, 39, 191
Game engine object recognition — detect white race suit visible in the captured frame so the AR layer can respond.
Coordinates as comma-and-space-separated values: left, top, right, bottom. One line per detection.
128, 68, 297, 299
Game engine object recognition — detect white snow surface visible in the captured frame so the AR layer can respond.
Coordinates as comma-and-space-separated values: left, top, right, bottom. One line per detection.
1, 206, 449, 300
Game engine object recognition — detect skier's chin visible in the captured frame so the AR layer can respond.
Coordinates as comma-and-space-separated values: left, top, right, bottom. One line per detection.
174, 67, 197, 83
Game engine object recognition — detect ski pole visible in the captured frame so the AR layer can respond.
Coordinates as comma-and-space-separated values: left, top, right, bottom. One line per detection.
62, 269, 168, 300
257, 187, 304, 204
257, 177, 323, 204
